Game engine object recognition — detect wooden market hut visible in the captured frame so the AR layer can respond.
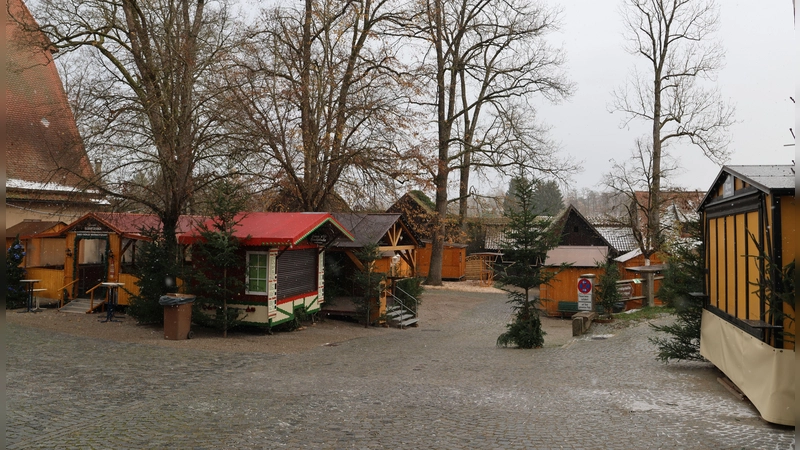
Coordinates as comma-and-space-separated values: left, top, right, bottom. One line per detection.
697, 165, 795, 426
536, 205, 617, 316
325, 213, 421, 322
179, 212, 354, 328
33, 212, 200, 311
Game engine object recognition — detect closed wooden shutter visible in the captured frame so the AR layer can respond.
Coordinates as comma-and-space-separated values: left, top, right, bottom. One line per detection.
277, 249, 317, 300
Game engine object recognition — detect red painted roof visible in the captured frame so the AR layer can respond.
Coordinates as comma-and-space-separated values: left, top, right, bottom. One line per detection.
55, 212, 204, 239
180, 212, 354, 247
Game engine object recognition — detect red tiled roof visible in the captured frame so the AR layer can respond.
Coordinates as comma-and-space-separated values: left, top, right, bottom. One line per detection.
180, 212, 354, 247
6, 0, 95, 189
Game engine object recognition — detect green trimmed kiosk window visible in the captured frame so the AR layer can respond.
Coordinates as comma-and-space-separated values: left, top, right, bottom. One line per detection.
246, 252, 269, 295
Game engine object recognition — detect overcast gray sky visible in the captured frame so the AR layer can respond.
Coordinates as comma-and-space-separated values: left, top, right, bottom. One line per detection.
536, 1, 796, 193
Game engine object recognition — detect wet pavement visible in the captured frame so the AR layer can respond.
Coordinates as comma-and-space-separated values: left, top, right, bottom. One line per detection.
7, 289, 796, 449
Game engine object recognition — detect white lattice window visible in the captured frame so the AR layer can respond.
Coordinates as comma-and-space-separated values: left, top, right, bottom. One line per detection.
246, 252, 270, 295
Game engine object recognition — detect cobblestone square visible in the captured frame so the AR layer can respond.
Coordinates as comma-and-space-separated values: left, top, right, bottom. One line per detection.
7, 289, 796, 449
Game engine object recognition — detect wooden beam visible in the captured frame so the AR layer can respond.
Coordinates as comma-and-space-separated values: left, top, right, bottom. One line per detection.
345, 250, 366, 272
398, 249, 416, 273
387, 224, 401, 246
379, 245, 416, 252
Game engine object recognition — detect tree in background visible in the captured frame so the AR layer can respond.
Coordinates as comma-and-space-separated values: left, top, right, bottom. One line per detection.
7, 236, 27, 309
610, 0, 734, 258
594, 259, 622, 319
504, 178, 564, 216
496, 175, 563, 348
188, 180, 248, 337
222, 0, 423, 212
30, 0, 241, 265
407, 0, 574, 286
650, 219, 705, 362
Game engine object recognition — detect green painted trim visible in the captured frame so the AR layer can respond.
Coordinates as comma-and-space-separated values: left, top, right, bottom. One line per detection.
275, 305, 293, 318
306, 296, 318, 310
295, 217, 355, 245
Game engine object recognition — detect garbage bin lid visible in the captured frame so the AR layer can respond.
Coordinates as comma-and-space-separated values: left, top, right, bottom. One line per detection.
159, 294, 196, 306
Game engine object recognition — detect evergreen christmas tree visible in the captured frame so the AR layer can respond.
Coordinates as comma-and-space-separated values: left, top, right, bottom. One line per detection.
7, 236, 27, 309
650, 219, 705, 362
594, 259, 622, 319
352, 243, 386, 327
128, 231, 182, 324
188, 180, 247, 337
496, 175, 564, 349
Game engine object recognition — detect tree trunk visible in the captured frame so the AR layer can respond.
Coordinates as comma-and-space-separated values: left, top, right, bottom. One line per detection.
649, 72, 662, 258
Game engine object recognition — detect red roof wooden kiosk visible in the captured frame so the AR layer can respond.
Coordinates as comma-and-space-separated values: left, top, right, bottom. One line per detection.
180, 212, 354, 327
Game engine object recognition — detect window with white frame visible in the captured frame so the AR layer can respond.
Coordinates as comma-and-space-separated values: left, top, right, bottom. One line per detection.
246, 251, 270, 295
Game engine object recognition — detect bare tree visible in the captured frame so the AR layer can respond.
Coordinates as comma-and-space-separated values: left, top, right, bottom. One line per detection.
610, 0, 734, 255
407, 0, 574, 285
220, 0, 424, 212
603, 138, 680, 261
25, 0, 240, 255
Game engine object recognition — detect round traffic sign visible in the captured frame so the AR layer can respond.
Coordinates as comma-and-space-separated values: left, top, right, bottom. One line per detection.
577, 278, 592, 294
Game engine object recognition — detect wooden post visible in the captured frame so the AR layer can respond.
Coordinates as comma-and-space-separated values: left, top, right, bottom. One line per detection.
645, 272, 655, 307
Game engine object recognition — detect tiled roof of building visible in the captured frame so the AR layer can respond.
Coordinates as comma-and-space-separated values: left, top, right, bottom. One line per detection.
180, 212, 354, 247
6, 0, 95, 194
594, 226, 639, 254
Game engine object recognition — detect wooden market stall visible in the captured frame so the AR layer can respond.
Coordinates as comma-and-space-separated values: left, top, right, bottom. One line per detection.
30, 212, 199, 312
325, 213, 421, 324
534, 206, 616, 316
179, 212, 354, 328
697, 165, 795, 426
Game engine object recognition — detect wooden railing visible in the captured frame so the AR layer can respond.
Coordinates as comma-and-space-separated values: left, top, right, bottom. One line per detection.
85, 282, 107, 312
57, 279, 79, 308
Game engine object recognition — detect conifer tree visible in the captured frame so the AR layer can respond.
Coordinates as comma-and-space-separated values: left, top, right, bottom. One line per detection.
496, 175, 564, 349
7, 236, 27, 309
188, 180, 247, 337
352, 243, 386, 327
128, 231, 183, 324
650, 220, 705, 362
594, 260, 622, 319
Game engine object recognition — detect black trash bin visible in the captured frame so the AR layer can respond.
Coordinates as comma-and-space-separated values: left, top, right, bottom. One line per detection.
159, 294, 196, 340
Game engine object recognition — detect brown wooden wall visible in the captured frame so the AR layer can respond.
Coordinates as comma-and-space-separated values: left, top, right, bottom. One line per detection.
416, 245, 466, 279
539, 267, 604, 316
24, 267, 64, 300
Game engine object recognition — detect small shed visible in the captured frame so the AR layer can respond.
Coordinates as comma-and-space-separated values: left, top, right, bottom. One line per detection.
698, 164, 795, 426
416, 242, 467, 280
55, 213, 199, 308
180, 212, 354, 327
12, 213, 199, 311
330, 213, 420, 278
